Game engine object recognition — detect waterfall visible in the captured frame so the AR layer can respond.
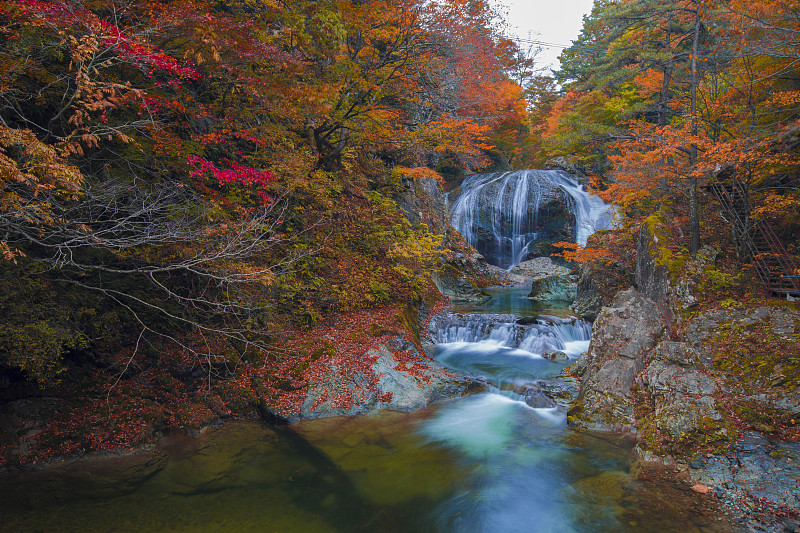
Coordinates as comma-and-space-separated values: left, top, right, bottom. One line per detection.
429, 312, 591, 358
449, 169, 612, 268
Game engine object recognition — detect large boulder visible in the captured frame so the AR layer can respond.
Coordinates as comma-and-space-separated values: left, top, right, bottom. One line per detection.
508, 257, 578, 302
544, 157, 591, 183
300, 339, 469, 420
635, 359, 721, 439
528, 275, 577, 302
431, 265, 489, 302
571, 289, 665, 430
635, 217, 718, 316
510, 257, 570, 278
569, 234, 633, 322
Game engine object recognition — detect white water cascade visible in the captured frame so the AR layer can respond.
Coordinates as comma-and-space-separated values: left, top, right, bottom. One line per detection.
449, 170, 612, 269
428, 311, 591, 389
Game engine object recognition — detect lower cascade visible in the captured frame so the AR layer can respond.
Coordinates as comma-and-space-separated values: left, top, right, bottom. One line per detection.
449, 170, 612, 268
429, 312, 590, 358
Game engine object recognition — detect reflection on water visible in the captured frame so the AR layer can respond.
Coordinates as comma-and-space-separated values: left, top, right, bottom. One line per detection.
433, 341, 566, 388
451, 286, 576, 318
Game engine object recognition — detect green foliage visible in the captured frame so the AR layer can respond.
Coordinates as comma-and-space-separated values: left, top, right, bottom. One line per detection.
0, 264, 86, 386
702, 268, 742, 293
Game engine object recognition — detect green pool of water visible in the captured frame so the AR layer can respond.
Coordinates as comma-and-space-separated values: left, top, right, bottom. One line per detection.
450, 286, 577, 318
1, 404, 729, 533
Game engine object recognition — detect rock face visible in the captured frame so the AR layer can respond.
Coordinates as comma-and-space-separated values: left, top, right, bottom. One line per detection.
544, 157, 591, 183
569, 236, 632, 322
572, 288, 665, 430
393, 173, 449, 235
569, 217, 800, 528
529, 275, 577, 302
635, 357, 721, 439
684, 305, 800, 366
508, 257, 578, 303
635, 218, 719, 316
690, 432, 800, 514
431, 265, 489, 302
510, 257, 570, 278
635, 222, 672, 307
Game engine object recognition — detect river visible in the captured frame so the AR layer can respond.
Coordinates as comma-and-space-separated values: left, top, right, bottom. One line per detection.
0, 287, 728, 532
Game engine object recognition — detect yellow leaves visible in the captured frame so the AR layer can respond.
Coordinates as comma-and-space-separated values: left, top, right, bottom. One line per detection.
751, 191, 800, 221
0, 126, 84, 228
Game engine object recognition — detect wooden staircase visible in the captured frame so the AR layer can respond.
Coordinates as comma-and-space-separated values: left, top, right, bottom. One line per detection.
707, 178, 800, 297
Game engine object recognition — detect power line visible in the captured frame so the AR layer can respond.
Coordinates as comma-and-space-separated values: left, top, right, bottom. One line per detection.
512, 36, 606, 54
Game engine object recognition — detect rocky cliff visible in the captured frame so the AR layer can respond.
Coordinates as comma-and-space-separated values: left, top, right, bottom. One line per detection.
568, 219, 800, 530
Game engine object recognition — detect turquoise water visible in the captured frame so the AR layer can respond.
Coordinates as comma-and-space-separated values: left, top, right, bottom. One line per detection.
451, 285, 577, 317
0, 289, 731, 532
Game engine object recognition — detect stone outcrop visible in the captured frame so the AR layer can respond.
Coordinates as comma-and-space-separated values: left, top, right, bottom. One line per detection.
635, 218, 718, 315
635, 358, 721, 439
569, 235, 633, 322
509, 257, 570, 278
529, 275, 577, 302
692, 432, 800, 511
684, 305, 800, 366
568, 216, 800, 529
635, 222, 672, 307
544, 156, 591, 183
300, 337, 471, 420
571, 288, 665, 430
393, 173, 449, 235
508, 257, 578, 303
431, 265, 489, 302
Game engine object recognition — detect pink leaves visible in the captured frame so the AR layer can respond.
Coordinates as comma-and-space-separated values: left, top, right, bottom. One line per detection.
187, 156, 275, 204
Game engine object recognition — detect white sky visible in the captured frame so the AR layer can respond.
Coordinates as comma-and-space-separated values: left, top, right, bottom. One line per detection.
497, 0, 596, 73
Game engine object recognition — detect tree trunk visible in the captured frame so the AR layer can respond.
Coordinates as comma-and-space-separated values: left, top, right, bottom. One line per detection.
688, 1, 703, 256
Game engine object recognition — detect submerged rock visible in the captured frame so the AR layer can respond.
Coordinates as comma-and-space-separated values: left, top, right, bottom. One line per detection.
524, 389, 558, 409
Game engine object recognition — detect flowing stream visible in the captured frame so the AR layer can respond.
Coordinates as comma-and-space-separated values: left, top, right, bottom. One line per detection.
0, 289, 728, 533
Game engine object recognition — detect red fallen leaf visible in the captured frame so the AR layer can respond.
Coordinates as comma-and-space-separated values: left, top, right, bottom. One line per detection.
691, 483, 711, 494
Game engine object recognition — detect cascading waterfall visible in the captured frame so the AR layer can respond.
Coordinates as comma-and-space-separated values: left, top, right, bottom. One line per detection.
449, 169, 612, 269
429, 313, 590, 357
428, 311, 591, 389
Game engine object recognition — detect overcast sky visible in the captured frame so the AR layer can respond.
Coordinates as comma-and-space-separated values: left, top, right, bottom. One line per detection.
497, 0, 595, 73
